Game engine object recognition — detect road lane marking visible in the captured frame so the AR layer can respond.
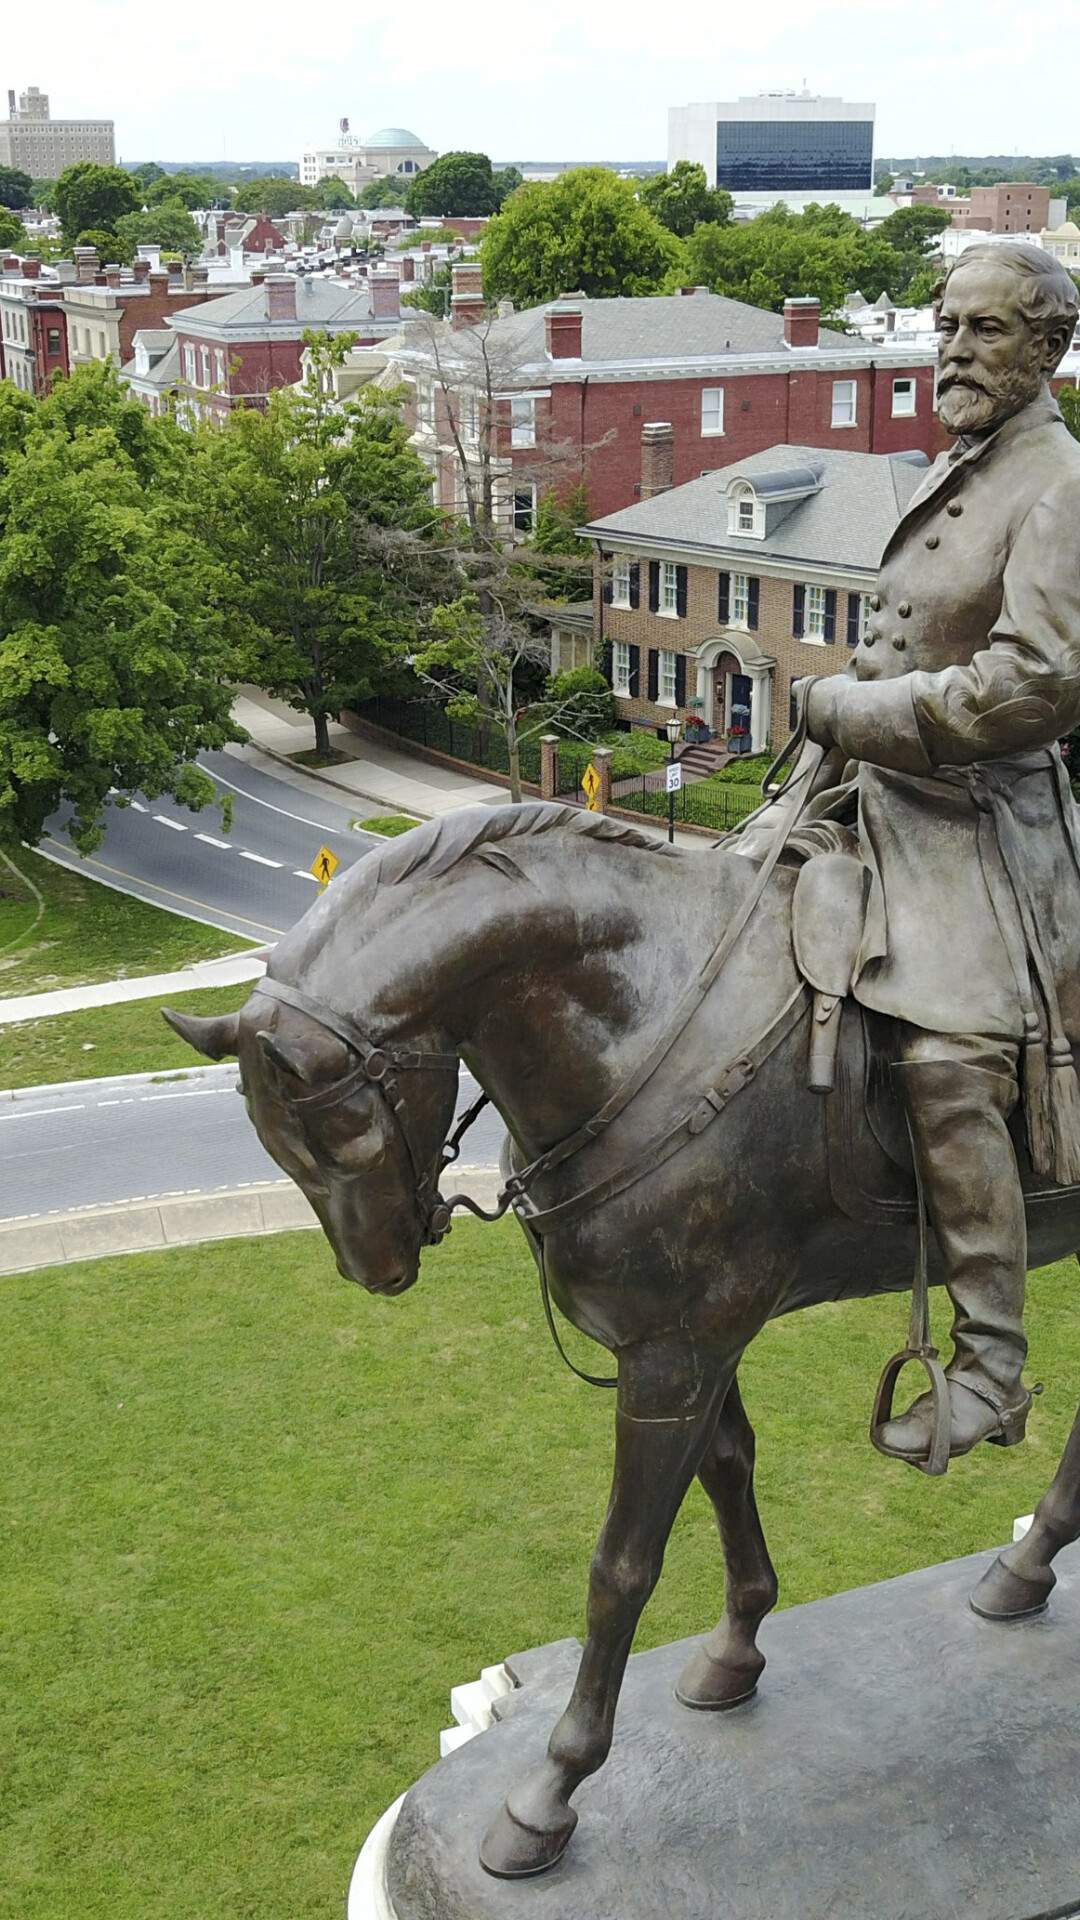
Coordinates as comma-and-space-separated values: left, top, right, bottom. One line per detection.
195, 833, 232, 849
153, 815, 187, 832
238, 850, 283, 868
129, 800, 148, 812
293, 869, 321, 882
0, 1103, 85, 1122
203, 760, 370, 840
39, 838, 287, 938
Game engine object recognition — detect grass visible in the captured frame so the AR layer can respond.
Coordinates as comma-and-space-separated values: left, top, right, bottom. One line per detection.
355, 815, 421, 837
3, 1217, 1077, 1919
0, 849, 255, 1001
0, 986, 249, 1089
288, 748, 354, 770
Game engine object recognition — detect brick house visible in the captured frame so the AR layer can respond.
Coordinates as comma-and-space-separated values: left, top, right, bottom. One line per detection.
160, 270, 404, 420
579, 439, 929, 756
387, 269, 948, 531
0, 258, 68, 393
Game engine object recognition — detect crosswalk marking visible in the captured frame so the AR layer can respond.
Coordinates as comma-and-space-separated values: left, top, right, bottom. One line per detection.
153, 815, 187, 832
238, 850, 282, 868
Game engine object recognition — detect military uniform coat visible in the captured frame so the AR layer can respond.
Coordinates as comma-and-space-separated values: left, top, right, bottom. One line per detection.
817, 392, 1080, 1044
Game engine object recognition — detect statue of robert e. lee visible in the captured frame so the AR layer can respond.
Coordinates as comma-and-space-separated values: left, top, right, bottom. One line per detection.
793, 242, 1080, 1468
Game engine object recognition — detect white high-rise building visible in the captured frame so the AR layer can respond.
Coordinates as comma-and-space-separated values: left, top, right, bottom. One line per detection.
0, 86, 115, 176
669, 92, 874, 194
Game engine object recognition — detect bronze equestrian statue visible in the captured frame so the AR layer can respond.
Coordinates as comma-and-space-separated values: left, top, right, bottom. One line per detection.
163, 242, 1080, 1880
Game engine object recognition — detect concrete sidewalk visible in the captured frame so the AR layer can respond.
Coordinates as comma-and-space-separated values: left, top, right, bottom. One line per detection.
0, 951, 267, 1026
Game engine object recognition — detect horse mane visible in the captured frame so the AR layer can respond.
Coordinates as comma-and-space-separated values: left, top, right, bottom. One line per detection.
346, 801, 676, 911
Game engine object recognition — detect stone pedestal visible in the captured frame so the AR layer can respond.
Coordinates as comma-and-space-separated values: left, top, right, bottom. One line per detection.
362, 1540, 1080, 1920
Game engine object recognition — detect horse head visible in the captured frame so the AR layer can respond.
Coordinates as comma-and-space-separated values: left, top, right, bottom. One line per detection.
162, 996, 460, 1296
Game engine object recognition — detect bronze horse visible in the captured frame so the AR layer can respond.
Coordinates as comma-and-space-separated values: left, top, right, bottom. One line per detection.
165, 802, 1080, 1880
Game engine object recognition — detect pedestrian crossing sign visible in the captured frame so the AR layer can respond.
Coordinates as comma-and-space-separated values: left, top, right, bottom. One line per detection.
311, 846, 340, 885
581, 762, 601, 810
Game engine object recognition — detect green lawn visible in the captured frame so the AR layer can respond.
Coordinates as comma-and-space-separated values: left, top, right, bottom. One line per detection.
0, 986, 248, 1089
0, 848, 255, 1001
2, 1219, 1075, 1919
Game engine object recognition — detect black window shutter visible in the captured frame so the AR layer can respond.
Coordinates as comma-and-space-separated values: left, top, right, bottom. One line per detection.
718, 571, 730, 623
602, 552, 613, 605
846, 592, 861, 647
747, 577, 760, 631
629, 562, 640, 610
627, 643, 640, 697
824, 589, 837, 644
602, 577, 613, 605
601, 638, 613, 685
647, 649, 659, 702
674, 654, 687, 705
648, 561, 660, 613
675, 565, 688, 618
793, 583, 805, 639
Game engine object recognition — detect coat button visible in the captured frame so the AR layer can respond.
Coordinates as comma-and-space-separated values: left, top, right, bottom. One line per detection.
868, 593, 881, 611
863, 635, 875, 648
898, 601, 912, 617
947, 500, 963, 517
892, 636, 906, 651
925, 533, 940, 549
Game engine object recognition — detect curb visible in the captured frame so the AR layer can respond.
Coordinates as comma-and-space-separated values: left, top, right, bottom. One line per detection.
0, 1167, 503, 1275
0, 1061, 233, 1104
251, 739, 442, 822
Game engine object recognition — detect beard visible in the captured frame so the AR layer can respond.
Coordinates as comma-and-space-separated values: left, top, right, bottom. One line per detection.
937, 358, 1043, 434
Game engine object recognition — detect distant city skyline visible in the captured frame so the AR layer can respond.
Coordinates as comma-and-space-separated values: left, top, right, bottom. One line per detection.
8, 0, 1079, 173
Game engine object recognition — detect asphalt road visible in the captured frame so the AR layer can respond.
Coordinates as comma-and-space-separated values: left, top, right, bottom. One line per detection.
0, 1066, 507, 1223
40, 750, 385, 943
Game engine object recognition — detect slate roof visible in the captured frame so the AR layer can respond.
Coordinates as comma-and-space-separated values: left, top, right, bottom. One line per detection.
167, 280, 382, 335
582, 444, 929, 574
396, 292, 790, 376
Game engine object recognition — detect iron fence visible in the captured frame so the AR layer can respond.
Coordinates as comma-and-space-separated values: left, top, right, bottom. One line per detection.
357, 697, 543, 785
610, 778, 762, 835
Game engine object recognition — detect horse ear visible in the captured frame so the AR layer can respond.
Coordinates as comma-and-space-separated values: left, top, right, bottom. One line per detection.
256, 1028, 314, 1083
162, 1007, 240, 1060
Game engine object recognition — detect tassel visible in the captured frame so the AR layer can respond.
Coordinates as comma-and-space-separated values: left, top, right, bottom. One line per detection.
1048, 1045, 1080, 1187
1023, 1034, 1054, 1180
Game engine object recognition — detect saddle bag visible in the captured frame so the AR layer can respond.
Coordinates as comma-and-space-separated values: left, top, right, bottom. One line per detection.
792, 852, 871, 1093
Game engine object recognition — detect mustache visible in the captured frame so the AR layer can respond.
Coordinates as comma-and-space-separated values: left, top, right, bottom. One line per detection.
938, 371, 996, 394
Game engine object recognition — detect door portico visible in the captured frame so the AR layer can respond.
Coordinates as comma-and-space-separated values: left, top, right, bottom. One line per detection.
695, 635, 776, 754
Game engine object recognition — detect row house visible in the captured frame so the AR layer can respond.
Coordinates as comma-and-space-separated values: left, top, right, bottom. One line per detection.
385, 268, 948, 530
153, 269, 405, 421
0, 259, 68, 393
579, 438, 929, 757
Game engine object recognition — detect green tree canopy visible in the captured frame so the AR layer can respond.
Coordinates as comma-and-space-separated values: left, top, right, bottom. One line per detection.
0, 209, 28, 253
129, 162, 167, 189
356, 177, 405, 209
197, 335, 439, 756
873, 204, 952, 252
0, 364, 240, 852
0, 167, 32, 210
311, 177, 355, 210
482, 167, 683, 306
29, 177, 57, 210
232, 176, 310, 218
405, 152, 500, 218
492, 166, 523, 210
116, 204, 204, 257
639, 162, 733, 238
143, 173, 207, 210
685, 203, 936, 314
74, 226, 133, 265
55, 163, 139, 244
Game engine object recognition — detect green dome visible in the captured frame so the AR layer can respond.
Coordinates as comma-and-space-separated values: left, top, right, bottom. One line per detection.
364, 127, 426, 149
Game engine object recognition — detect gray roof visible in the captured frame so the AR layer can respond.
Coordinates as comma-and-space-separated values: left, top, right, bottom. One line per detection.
167, 279, 385, 335
583, 444, 929, 573
120, 336, 180, 389
397, 292, 789, 377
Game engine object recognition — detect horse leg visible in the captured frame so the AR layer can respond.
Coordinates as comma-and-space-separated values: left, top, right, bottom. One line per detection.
970, 1392, 1080, 1619
479, 1339, 730, 1879
676, 1374, 778, 1709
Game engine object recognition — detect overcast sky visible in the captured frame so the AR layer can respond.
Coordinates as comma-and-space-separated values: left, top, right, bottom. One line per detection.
7, 0, 1078, 166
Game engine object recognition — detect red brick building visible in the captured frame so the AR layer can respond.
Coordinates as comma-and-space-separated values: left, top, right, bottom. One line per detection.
0, 257, 68, 393
389, 272, 948, 531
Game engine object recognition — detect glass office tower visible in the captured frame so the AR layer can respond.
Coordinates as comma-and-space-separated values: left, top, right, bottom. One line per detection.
715, 115, 874, 192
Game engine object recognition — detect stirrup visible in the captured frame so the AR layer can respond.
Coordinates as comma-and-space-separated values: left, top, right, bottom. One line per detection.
870, 1345, 951, 1477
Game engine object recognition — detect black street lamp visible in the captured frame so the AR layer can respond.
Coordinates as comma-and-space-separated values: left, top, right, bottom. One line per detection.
665, 715, 682, 846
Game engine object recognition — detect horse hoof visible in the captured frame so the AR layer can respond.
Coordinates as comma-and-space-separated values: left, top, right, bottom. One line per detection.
479, 1796, 577, 1879
969, 1554, 1054, 1622
675, 1644, 764, 1711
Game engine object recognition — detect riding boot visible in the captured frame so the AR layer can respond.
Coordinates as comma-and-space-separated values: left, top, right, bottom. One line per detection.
877, 1051, 1032, 1464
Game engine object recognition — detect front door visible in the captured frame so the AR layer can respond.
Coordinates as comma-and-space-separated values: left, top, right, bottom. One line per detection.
729, 673, 752, 754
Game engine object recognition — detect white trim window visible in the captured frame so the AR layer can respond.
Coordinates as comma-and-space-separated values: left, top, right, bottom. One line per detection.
658, 647, 678, 704
727, 483, 764, 539
199, 346, 212, 389
832, 379, 857, 428
182, 342, 197, 384
701, 387, 724, 436
806, 584, 828, 639
513, 485, 536, 536
213, 348, 226, 387
659, 562, 680, 616
510, 395, 536, 448
613, 640, 632, 695
612, 556, 632, 609
892, 376, 916, 418
459, 390, 479, 443
730, 571, 750, 628
415, 379, 435, 432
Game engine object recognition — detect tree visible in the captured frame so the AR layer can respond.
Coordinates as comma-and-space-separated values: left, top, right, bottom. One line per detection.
482, 167, 683, 306
873, 204, 952, 253
685, 205, 924, 315
492, 166, 523, 210
75, 226, 134, 265
401, 264, 453, 316
199, 334, 439, 757
1061, 386, 1080, 442
639, 161, 733, 238
130, 162, 167, 189
406, 151, 500, 219
312, 177, 355, 210
356, 177, 404, 209
116, 205, 204, 256
29, 178, 57, 210
0, 209, 28, 253
0, 363, 241, 853
901, 266, 943, 309
55, 163, 139, 243
0, 167, 32, 210
144, 173, 207, 209
232, 176, 311, 218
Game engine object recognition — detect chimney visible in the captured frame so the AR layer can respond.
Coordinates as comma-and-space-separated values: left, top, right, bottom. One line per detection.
103, 264, 122, 288
132, 258, 150, 282
250, 265, 269, 285
546, 304, 583, 360
369, 270, 400, 321
166, 258, 183, 281
640, 421, 675, 501
265, 274, 297, 322
400, 254, 415, 282
7, 90, 15, 118
21, 255, 41, 280
1, 254, 19, 274
148, 268, 169, 296
783, 295, 820, 348
73, 245, 99, 282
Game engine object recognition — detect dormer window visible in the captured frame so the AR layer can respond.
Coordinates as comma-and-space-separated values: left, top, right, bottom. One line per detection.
727, 482, 764, 539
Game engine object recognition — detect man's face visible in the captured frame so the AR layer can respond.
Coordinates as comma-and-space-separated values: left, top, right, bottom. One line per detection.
936, 260, 1048, 434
